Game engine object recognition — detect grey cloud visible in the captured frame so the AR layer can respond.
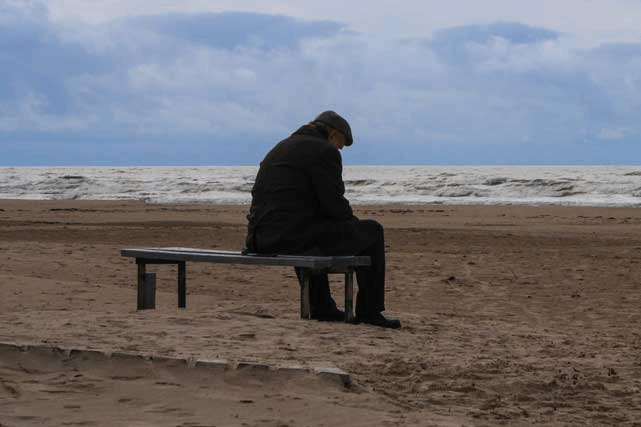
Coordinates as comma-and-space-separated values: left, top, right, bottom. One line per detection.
403, 22, 640, 145
430, 22, 560, 64
589, 42, 641, 58
2, 2, 641, 165
0, 1, 112, 116
433, 21, 559, 45
0, 0, 48, 26
0, 3, 350, 138
124, 12, 347, 50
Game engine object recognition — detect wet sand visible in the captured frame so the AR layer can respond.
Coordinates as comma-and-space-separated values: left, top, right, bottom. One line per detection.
1, 200, 641, 426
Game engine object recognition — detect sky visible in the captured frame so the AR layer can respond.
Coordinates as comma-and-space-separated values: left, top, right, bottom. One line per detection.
1, 0, 641, 165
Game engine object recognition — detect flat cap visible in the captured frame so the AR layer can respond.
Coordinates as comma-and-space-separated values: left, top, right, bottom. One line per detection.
311, 110, 353, 146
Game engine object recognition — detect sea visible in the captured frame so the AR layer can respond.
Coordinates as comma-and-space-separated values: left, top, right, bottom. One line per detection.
1, 166, 641, 207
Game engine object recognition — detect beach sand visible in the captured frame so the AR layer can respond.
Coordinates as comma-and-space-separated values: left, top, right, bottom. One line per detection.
1, 200, 641, 426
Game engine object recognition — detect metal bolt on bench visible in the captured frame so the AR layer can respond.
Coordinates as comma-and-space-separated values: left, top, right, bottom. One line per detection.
121, 247, 371, 323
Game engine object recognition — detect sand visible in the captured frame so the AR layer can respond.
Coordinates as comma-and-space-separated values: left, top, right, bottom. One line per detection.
1, 200, 641, 426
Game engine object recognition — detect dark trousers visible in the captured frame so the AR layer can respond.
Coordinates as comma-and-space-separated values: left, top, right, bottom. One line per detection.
294, 219, 386, 316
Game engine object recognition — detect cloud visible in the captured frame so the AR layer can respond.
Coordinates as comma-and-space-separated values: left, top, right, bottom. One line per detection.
126, 12, 346, 50
431, 22, 559, 62
0, 4, 350, 140
0, 0, 113, 125
418, 23, 641, 147
0, 0, 48, 26
2, 2, 641, 165
597, 127, 630, 141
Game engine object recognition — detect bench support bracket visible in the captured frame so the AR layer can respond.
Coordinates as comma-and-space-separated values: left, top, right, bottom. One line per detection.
298, 268, 355, 322
136, 258, 186, 310
299, 269, 311, 320
345, 271, 354, 323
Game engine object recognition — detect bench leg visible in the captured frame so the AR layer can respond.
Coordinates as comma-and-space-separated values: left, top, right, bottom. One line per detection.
299, 268, 311, 319
344, 271, 354, 323
137, 262, 156, 310
137, 262, 146, 310
142, 273, 156, 309
177, 261, 186, 308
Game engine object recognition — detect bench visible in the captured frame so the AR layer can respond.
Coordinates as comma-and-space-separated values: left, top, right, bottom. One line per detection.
120, 247, 371, 323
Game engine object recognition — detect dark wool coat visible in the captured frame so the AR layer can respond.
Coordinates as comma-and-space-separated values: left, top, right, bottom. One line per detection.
245, 124, 356, 254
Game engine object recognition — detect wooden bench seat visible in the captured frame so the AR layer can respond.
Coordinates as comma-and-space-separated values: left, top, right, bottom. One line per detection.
121, 247, 371, 322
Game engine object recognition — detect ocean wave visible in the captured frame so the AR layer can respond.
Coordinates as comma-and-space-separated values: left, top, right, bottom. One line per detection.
435, 188, 476, 198
2, 166, 641, 207
484, 177, 508, 186
345, 179, 375, 186
556, 191, 587, 198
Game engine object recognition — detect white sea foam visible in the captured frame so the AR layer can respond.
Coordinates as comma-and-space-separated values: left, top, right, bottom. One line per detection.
1, 166, 641, 207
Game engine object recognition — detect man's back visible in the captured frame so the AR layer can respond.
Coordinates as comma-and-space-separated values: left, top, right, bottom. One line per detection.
246, 124, 353, 253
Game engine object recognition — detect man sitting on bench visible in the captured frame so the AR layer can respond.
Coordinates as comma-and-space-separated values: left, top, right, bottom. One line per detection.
244, 111, 401, 329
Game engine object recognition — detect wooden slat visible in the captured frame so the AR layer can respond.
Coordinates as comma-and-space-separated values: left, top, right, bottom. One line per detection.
121, 247, 371, 269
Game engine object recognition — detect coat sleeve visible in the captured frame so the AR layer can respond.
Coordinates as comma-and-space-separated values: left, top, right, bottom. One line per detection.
307, 146, 355, 221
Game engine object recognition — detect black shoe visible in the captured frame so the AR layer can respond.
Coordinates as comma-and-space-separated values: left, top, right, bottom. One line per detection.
311, 307, 345, 322
355, 312, 401, 329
